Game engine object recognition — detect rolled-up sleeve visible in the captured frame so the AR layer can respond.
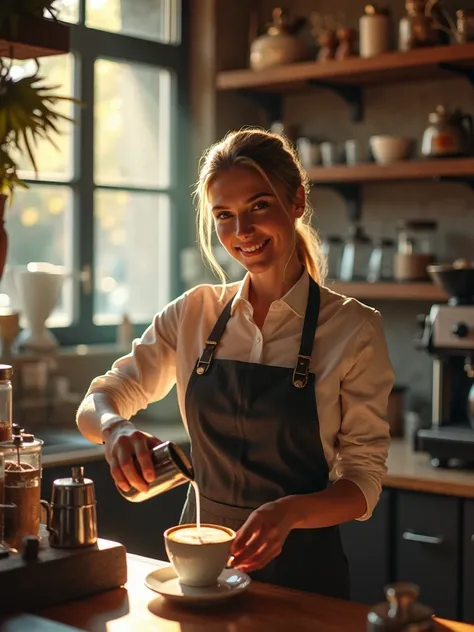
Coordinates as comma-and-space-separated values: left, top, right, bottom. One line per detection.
85, 294, 185, 420
335, 311, 395, 520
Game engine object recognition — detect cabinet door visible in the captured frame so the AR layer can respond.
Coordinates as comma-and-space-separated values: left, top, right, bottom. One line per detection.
463, 499, 474, 623
41, 443, 191, 561
395, 491, 460, 621
340, 489, 391, 604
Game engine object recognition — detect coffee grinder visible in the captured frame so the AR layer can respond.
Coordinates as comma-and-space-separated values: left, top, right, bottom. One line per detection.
415, 263, 474, 468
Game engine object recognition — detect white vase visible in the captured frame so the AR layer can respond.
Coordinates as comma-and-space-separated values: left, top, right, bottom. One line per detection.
7, 263, 65, 352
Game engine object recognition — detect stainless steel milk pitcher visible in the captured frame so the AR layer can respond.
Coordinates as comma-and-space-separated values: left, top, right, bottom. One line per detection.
117, 441, 194, 502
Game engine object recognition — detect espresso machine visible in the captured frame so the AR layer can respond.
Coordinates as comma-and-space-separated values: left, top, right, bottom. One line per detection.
415, 263, 474, 468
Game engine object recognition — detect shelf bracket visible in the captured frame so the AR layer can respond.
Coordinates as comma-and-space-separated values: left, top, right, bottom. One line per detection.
438, 62, 474, 88
238, 90, 283, 123
313, 182, 363, 222
307, 80, 363, 122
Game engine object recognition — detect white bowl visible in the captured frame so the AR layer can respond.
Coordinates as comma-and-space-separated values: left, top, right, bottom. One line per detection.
369, 135, 412, 165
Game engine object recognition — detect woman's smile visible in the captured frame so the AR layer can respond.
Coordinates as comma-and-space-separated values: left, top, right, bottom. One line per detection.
235, 238, 271, 257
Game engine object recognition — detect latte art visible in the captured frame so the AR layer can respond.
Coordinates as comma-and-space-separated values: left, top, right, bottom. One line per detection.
168, 525, 232, 544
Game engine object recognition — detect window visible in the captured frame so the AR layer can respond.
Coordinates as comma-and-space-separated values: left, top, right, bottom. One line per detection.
86, 0, 180, 43
2, 0, 188, 344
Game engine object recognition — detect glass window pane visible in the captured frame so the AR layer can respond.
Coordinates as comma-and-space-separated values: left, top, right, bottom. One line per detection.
94, 59, 171, 188
0, 185, 74, 327
94, 190, 171, 324
48, 0, 80, 23
7, 54, 75, 182
86, 0, 180, 43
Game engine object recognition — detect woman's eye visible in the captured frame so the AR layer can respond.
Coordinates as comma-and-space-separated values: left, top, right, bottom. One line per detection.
216, 211, 232, 220
252, 200, 270, 211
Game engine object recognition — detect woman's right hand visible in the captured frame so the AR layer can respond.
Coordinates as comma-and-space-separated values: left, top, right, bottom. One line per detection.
102, 420, 162, 493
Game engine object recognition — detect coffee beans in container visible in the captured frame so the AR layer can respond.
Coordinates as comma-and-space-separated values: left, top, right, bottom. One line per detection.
0, 365, 13, 443
0, 425, 44, 550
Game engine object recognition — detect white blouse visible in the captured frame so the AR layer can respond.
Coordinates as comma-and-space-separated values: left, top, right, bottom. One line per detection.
82, 269, 395, 520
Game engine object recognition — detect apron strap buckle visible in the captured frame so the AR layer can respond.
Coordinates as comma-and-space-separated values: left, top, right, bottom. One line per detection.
196, 340, 218, 375
292, 354, 311, 388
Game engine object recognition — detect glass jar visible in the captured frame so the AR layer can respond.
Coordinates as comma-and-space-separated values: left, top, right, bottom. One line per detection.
367, 238, 396, 282
0, 425, 43, 550
394, 220, 437, 281
339, 224, 373, 281
322, 235, 344, 279
0, 364, 13, 443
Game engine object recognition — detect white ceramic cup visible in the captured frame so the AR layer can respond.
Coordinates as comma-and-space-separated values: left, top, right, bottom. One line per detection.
164, 523, 236, 587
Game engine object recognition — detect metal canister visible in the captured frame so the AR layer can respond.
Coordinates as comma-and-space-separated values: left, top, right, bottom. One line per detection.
41, 466, 98, 548
359, 4, 391, 58
367, 583, 435, 631
117, 441, 194, 503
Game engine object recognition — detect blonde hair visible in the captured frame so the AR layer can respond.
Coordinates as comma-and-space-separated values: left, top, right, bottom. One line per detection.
194, 128, 327, 290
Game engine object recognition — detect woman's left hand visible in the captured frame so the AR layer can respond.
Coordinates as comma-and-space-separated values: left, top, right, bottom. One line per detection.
230, 500, 297, 573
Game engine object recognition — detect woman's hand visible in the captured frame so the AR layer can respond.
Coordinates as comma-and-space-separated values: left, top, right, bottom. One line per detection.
102, 421, 162, 493
230, 500, 297, 573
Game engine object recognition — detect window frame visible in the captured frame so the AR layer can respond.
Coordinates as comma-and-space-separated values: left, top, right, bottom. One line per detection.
20, 0, 190, 345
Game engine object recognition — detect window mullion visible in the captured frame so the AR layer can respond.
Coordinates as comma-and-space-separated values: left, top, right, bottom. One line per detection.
72, 28, 96, 336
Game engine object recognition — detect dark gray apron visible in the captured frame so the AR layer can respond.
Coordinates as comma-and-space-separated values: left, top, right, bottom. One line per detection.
181, 277, 350, 599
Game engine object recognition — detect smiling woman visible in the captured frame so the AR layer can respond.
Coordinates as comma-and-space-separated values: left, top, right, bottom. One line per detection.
77, 127, 395, 601
195, 129, 326, 291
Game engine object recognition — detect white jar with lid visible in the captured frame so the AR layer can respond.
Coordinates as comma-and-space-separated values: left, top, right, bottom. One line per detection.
359, 4, 391, 58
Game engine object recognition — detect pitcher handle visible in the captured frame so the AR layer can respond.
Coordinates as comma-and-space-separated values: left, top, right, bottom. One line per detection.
40, 499, 59, 542
40, 499, 51, 530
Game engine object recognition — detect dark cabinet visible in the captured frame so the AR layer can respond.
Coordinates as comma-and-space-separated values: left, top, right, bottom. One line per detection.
340, 489, 391, 605
395, 491, 461, 621
41, 443, 191, 561
463, 499, 474, 623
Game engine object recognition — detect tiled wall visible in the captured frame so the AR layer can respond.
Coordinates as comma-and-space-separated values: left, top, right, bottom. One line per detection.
204, 0, 474, 422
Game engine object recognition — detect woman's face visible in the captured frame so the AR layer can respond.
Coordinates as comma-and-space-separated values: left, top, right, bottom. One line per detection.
208, 165, 304, 276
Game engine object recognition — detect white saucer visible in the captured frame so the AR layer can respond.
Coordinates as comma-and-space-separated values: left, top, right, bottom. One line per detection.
145, 566, 251, 606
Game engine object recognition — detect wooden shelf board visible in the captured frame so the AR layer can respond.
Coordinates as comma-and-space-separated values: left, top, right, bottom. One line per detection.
0, 17, 70, 60
307, 158, 474, 184
216, 42, 474, 92
326, 281, 448, 301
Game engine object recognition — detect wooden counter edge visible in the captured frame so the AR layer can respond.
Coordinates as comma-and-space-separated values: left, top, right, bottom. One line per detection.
383, 473, 474, 498
13, 553, 471, 632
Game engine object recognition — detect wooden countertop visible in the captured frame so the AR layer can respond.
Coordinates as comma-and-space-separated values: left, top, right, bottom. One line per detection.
13, 555, 472, 632
384, 439, 474, 498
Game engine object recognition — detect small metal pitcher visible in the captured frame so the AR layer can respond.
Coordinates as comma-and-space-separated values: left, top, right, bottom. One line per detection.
41, 466, 98, 548
117, 441, 194, 503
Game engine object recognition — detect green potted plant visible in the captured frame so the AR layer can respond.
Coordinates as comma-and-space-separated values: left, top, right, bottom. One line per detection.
0, 56, 76, 281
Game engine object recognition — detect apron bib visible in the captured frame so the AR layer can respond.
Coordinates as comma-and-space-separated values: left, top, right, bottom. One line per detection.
181, 277, 350, 598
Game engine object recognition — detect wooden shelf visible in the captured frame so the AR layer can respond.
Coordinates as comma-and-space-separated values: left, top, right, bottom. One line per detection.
216, 42, 474, 92
0, 17, 70, 59
326, 281, 448, 301
307, 158, 474, 185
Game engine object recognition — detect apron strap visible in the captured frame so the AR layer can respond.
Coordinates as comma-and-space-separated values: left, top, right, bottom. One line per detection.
196, 294, 236, 375
196, 276, 321, 382
292, 278, 321, 389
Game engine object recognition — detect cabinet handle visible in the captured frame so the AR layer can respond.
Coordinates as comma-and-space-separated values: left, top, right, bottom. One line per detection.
402, 531, 444, 545
471, 534, 474, 543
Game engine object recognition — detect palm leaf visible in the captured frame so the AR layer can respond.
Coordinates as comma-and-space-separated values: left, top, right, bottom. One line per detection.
0, 50, 79, 196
